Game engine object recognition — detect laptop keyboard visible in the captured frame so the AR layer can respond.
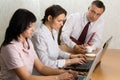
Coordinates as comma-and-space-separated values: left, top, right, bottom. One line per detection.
76, 75, 86, 80
64, 60, 93, 72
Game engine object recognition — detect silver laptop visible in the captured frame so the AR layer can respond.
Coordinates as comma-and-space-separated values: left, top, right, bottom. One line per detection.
64, 36, 113, 72
77, 48, 103, 80
96, 36, 113, 65
77, 36, 113, 80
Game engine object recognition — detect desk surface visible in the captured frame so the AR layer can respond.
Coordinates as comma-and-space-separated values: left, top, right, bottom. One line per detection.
92, 49, 120, 80
59, 45, 120, 80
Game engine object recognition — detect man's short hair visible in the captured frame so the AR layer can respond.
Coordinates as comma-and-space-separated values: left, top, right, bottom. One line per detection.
92, 0, 105, 12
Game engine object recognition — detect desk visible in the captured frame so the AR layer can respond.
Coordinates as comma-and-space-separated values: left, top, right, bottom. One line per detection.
59, 45, 120, 80
92, 49, 120, 80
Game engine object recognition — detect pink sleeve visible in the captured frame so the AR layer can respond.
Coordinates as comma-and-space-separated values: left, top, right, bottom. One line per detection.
1, 45, 24, 70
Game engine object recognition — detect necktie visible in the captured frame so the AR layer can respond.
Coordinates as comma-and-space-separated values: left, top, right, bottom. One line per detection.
78, 22, 90, 45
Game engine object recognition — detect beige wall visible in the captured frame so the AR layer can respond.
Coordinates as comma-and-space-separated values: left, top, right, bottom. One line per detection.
0, 0, 41, 45
0, 0, 120, 49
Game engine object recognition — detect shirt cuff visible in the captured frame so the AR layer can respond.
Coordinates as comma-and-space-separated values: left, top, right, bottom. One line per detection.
63, 52, 70, 58
70, 41, 76, 49
57, 59, 66, 68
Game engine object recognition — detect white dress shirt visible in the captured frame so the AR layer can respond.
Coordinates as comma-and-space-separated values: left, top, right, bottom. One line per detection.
32, 23, 70, 68
61, 12, 104, 49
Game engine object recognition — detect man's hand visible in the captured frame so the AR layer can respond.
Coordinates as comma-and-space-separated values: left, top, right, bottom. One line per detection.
73, 45, 87, 54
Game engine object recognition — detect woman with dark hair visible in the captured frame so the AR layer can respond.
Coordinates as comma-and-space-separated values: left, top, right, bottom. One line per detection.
32, 5, 86, 69
0, 9, 76, 80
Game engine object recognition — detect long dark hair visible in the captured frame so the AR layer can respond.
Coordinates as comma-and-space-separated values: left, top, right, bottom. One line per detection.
42, 5, 67, 24
1, 8, 36, 47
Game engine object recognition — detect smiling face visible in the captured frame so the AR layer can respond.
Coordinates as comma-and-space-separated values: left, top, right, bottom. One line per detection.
87, 4, 104, 22
50, 13, 66, 30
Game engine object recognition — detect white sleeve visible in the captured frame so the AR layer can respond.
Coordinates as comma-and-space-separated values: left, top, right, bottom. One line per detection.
32, 34, 66, 68
91, 19, 104, 48
58, 48, 70, 59
61, 14, 76, 49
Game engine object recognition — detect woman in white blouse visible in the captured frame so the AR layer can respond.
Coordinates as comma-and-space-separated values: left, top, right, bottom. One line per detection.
0, 8, 76, 80
32, 5, 86, 69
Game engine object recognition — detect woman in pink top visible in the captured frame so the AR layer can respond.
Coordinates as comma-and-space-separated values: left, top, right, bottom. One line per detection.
0, 9, 77, 80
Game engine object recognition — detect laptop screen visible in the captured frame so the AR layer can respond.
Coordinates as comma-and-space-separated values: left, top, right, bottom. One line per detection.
77, 48, 103, 80
98, 36, 113, 63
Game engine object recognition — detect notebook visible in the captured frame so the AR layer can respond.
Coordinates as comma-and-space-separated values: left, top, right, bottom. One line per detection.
64, 36, 113, 72
76, 48, 103, 80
